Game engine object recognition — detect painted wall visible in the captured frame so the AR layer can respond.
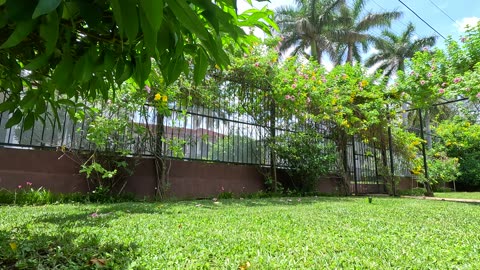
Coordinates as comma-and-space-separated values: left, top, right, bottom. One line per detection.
0, 148, 417, 198
0, 148, 265, 199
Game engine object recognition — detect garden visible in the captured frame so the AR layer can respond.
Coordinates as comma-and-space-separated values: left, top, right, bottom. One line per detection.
1, 0, 480, 268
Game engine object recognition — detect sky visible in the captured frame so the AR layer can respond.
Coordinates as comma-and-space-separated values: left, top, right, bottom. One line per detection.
238, 0, 480, 49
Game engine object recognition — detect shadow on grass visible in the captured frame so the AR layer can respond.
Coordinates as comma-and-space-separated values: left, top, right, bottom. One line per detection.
0, 228, 139, 269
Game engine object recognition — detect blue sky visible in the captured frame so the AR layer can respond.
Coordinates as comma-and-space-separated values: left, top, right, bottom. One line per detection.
239, 0, 480, 49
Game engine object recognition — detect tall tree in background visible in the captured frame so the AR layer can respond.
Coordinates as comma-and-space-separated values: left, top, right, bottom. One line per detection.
365, 22, 436, 76
333, 0, 401, 65
275, 0, 345, 65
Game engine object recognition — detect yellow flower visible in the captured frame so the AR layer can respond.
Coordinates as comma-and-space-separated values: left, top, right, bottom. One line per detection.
9, 242, 17, 251
239, 261, 251, 270
162, 95, 168, 102
154, 93, 161, 101
360, 80, 368, 87
215, 64, 220, 69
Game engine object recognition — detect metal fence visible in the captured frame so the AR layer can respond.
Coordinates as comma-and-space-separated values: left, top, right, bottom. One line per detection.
0, 91, 415, 194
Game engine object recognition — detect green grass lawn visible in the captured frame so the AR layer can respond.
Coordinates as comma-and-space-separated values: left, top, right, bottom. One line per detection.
435, 192, 480, 200
1, 197, 480, 269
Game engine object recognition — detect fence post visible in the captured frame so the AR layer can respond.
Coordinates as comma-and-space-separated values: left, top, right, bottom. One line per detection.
352, 135, 358, 194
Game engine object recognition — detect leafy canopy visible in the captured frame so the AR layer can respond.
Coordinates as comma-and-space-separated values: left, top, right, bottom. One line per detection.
0, 0, 276, 128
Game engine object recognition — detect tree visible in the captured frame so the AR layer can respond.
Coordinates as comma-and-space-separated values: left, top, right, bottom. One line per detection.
333, 0, 401, 65
275, 0, 344, 64
365, 23, 436, 76
0, 0, 276, 128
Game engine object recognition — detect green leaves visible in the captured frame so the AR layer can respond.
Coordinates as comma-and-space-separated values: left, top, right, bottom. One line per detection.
0, 20, 35, 49
111, 0, 139, 42
32, 0, 62, 19
166, 0, 209, 40
139, 0, 163, 32
0, 0, 278, 130
5, 109, 23, 128
194, 47, 209, 84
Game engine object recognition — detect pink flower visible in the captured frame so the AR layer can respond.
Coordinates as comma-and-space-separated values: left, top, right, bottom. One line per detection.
453, 77, 462, 83
26, 181, 32, 186
144, 85, 151, 94
292, 83, 297, 89
461, 36, 467, 43
91, 213, 99, 218
420, 80, 426, 85
410, 71, 415, 76
290, 96, 295, 101
311, 76, 316, 81
438, 88, 445, 94
442, 82, 447, 87
427, 73, 433, 78
18, 185, 22, 189
431, 66, 436, 70
477, 92, 480, 99
322, 78, 327, 83
254, 62, 260, 67
285, 95, 291, 100
423, 47, 429, 52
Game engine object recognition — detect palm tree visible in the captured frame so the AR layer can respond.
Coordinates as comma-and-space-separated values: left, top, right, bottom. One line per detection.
275, 0, 345, 65
333, 0, 401, 65
365, 22, 436, 76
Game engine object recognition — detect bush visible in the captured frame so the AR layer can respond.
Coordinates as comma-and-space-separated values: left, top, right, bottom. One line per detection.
398, 187, 427, 196
434, 186, 453, 192
0, 183, 137, 205
457, 151, 480, 188
274, 131, 336, 192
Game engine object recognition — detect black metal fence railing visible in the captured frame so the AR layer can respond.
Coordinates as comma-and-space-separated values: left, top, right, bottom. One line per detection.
0, 91, 414, 194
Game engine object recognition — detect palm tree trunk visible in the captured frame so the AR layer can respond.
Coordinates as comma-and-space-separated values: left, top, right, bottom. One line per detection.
347, 44, 354, 65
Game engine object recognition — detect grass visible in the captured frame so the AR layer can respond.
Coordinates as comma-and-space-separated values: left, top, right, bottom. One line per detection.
1, 197, 480, 269
435, 192, 480, 200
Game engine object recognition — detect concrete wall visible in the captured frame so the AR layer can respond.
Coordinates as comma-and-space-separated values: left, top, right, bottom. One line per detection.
0, 148, 417, 198
0, 148, 265, 199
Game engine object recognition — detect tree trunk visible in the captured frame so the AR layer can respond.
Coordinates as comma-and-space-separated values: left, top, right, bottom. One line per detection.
336, 129, 351, 195
154, 113, 168, 199
346, 44, 354, 65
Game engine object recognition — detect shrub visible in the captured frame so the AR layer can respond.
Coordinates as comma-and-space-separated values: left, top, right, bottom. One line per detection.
0, 182, 137, 205
398, 187, 427, 196
274, 131, 336, 192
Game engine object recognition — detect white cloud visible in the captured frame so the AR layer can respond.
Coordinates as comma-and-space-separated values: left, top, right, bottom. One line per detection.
455, 17, 480, 32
